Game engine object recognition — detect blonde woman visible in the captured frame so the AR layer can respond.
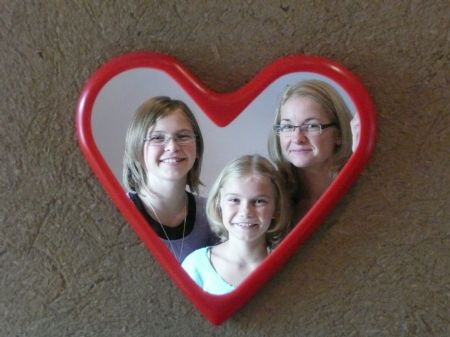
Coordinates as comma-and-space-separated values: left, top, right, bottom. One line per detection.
268, 80, 353, 221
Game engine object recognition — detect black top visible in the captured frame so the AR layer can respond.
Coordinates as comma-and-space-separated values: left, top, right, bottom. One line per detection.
128, 191, 196, 240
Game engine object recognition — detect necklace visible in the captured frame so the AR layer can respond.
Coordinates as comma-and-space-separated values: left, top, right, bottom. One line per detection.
146, 195, 187, 262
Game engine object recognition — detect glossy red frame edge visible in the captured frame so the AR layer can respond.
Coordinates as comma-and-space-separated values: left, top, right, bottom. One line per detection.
75, 51, 376, 325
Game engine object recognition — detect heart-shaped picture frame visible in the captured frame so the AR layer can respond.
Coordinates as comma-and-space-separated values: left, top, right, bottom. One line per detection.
76, 52, 376, 325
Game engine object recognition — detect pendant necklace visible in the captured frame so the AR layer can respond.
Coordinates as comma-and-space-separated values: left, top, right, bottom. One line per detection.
146, 196, 187, 262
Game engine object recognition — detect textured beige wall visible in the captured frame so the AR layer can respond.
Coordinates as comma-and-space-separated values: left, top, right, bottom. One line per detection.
1, 1, 449, 336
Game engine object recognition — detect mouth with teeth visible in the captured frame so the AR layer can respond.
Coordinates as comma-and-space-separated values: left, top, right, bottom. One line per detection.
160, 157, 185, 164
290, 147, 312, 152
233, 222, 258, 229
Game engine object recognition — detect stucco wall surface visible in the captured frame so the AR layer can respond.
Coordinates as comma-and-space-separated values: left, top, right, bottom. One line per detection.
1, 1, 449, 336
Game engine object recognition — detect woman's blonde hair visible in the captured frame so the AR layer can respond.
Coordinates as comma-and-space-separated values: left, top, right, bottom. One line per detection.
206, 154, 290, 249
123, 96, 204, 194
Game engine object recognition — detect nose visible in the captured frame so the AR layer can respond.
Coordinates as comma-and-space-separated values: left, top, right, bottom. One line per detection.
238, 201, 252, 217
164, 137, 180, 151
292, 127, 308, 143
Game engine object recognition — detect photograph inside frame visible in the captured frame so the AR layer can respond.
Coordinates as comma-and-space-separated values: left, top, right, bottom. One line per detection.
90, 68, 359, 295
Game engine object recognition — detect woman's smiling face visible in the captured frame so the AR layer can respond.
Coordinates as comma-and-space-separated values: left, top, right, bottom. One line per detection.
279, 95, 341, 171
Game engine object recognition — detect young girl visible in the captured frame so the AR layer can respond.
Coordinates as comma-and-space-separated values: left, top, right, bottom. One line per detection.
268, 79, 353, 221
182, 155, 289, 295
123, 96, 218, 262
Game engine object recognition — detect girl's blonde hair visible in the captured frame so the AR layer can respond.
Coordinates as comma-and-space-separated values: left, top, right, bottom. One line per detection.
123, 96, 204, 194
206, 155, 290, 249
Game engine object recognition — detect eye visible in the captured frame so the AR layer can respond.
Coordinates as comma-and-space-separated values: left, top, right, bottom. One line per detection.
176, 133, 194, 141
280, 124, 295, 132
304, 123, 320, 129
255, 198, 268, 206
226, 197, 240, 204
302, 123, 321, 133
148, 134, 165, 143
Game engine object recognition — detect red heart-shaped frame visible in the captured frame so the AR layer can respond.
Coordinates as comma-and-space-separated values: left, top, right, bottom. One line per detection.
75, 52, 376, 325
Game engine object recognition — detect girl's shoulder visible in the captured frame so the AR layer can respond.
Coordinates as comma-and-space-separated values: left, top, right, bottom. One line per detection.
181, 246, 210, 268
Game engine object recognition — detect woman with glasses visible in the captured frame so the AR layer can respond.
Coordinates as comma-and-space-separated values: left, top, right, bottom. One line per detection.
268, 80, 353, 222
123, 96, 218, 262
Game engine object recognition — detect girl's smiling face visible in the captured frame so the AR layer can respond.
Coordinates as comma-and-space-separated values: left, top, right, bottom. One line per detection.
279, 95, 341, 171
143, 109, 197, 186
219, 174, 276, 243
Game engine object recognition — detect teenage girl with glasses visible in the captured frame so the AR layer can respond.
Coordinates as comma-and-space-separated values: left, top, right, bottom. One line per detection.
123, 96, 218, 262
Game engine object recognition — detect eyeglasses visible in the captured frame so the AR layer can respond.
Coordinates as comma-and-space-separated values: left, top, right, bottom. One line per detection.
144, 132, 196, 146
273, 122, 337, 136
